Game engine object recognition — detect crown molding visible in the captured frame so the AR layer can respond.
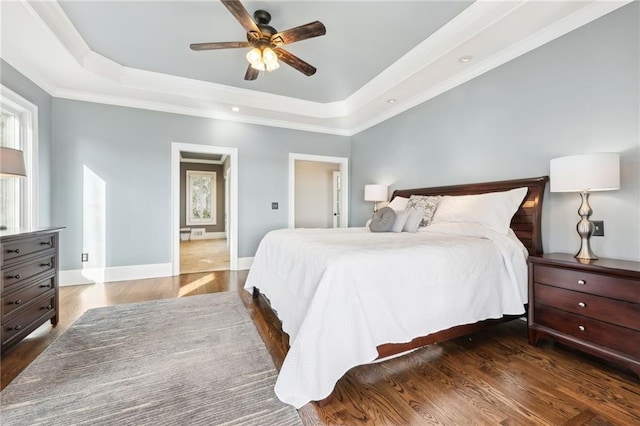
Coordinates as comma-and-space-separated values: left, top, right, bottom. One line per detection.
1, 0, 632, 137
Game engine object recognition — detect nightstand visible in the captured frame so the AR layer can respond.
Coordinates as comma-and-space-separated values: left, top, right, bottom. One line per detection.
1, 227, 64, 353
528, 253, 640, 377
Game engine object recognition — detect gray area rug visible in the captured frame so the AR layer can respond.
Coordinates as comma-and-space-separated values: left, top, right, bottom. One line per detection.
1, 293, 302, 426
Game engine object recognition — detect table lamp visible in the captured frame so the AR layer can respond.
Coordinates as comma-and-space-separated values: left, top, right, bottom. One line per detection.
364, 184, 388, 213
550, 153, 620, 260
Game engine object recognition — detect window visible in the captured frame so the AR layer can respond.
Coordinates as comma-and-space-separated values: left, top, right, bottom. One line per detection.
0, 85, 38, 229
186, 170, 216, 225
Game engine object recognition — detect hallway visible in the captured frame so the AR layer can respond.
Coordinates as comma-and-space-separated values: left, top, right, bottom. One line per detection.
180, 238, 230, 273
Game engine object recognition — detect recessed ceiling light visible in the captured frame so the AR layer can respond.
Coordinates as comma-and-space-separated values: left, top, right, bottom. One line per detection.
231, 106, 240, 112
458, 55, 472, 63
387, 99, 396, 104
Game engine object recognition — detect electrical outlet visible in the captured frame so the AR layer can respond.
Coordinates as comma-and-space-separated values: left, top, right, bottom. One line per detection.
592, 220, 604, 237
81, 253, 89, 262
272, 202, 278, 210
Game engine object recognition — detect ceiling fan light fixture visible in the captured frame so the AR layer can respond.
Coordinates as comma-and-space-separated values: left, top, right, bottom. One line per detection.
246, 47, 262, 66
262, 47, 277, 65
265, 61, 280, 72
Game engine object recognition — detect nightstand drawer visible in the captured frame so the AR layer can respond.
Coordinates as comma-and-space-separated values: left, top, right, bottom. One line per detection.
1, 293, 56, 347
2, 234, 55, 263
535, 305, 639, 357
534, 265, 640, 303
2, 275, 56, 319
535, 283, 640, 331
2, 254, 56, 291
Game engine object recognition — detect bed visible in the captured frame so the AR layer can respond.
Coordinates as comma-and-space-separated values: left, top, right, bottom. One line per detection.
244, 176, 549, 408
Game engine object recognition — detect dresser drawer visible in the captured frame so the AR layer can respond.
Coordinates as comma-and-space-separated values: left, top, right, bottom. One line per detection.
1, 293, 56, 347
533, 265, 640, 303
534, 305, 639, 357
2, 275, 56, 319
2, 254, 56, 291
535, 283, 640, 332
2, 234, 55, 263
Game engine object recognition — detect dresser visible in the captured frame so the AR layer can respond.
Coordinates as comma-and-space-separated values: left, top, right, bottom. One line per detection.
1, 227, 64, 353
528, 253, 640, 376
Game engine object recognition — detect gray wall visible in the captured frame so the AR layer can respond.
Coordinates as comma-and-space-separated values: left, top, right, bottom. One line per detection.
1, 60, 52, 226
179, 162, 224, 233
51, 99, 350, 270
350, 3, 639, 261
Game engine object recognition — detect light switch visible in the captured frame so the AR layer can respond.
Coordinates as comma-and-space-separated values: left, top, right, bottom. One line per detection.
272, 202, 278, 210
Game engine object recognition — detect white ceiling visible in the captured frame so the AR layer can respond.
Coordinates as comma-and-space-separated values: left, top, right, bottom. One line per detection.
0, 1, 631, 136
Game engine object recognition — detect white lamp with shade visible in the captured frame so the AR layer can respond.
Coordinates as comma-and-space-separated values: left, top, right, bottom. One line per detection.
550, 152, 620, 261
364, 184, 388, 213
0, 146, 27, 230
0, 147, 26, 177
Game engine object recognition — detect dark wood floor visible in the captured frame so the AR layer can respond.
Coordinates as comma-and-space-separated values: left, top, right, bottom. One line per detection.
2, 271, 639, 425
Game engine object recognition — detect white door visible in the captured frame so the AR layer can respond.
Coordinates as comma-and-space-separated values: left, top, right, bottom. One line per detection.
332, 171, 341, 228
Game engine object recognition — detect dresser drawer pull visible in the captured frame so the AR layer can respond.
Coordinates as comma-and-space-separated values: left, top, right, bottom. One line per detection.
11, 299, 22, 305
577, 279, 586, 285
7, 248, 20, 254
40, 241, 52, 246
9, 325, 21, 331
578, 325, 585, 332
8, 274, 21, 280
39, 283, 53, 289
578, 302, 586, 308
43, 304, 53, 310
40, 262, 52, 267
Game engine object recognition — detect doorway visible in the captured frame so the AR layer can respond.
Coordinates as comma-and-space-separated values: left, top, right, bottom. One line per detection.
171, 143, 238, 275
288, 153, 349, 229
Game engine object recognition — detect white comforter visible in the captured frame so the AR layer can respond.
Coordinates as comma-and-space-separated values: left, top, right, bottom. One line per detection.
244, 222, 528, 409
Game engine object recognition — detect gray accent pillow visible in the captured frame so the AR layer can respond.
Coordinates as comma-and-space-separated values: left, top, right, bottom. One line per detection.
369, 207, 396, 232
406, 195, 442, 226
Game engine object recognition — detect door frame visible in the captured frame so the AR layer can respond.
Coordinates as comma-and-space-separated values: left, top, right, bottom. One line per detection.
288, 153, 349, 229
171, 142, 238, 274
332, 170, 341, 228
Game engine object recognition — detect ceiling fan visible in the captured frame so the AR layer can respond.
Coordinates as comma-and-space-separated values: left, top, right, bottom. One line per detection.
190, 0, 326, 81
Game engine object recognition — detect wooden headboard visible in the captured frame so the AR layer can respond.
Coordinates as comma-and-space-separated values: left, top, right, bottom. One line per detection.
391, 176, 549, 256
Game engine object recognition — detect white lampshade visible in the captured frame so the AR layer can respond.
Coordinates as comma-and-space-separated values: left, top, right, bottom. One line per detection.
550, 153, 620, 192
0, 147, 26, 177
364, 184, 388, 202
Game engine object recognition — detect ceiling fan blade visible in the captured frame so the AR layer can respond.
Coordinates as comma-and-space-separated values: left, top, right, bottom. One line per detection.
244, 64, 259, 81
271, 21, 326, 46
274, 48, 317, 76
221, 0, 261, 37
190, 41, 251, 51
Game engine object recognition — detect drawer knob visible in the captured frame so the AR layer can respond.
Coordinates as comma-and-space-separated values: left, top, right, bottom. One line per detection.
578, 302, 586, 308
8, 248, 20, 254
40, 262, 52, 267
578, 325, 585, 332
9, 274, 21, 280
12, 299, 22, 305
577, 279, 586, 285
40, 241, 52, 246
40, 283, 53, 288
10, 325, 21, 331
43, 304, 53, 310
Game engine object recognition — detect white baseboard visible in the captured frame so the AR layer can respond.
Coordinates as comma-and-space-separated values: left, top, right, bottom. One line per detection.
185, 231, 226, 240
60, 263, 173, 286
237, 257, 254, 270
206, 232, 226, 239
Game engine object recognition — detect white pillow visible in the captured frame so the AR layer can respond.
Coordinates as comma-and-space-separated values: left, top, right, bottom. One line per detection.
403, 209, 424, 233
391, 210, 410, 233
431, 187, 528, 234
388, 196, 409, 211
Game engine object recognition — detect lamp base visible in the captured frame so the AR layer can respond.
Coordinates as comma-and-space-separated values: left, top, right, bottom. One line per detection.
574, 191, 598, 261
